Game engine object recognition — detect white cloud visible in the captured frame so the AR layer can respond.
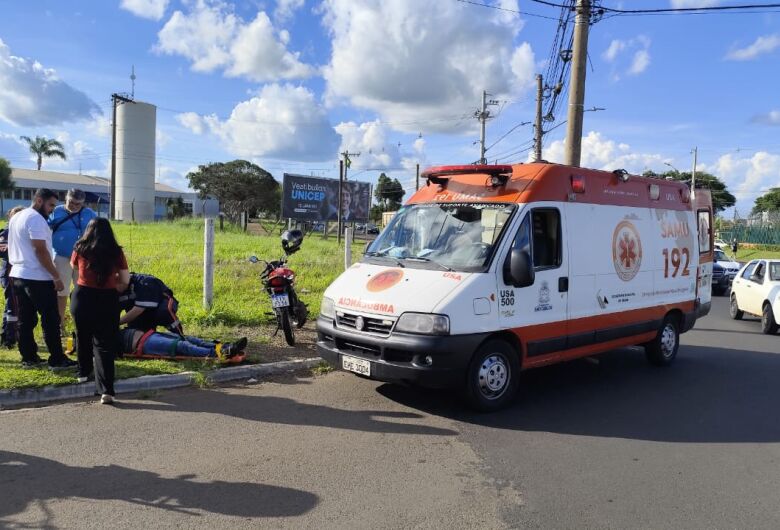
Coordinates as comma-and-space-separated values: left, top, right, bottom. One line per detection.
0, 131, 29, 164
176, 112, 206, 134
120, 0, 169, 21
670, 0, 720, 7
725, 34, 780, 61
180, 84, 339, 161
227, 12, 314, 82
156, 166, 190, 192
540, 131, 664, 173
0, 38, 100, 127
601, 36, 651, 79
155, 0, 312, 82
156, 128, 171, 149
751, 110, 780, 126
629, 49, 651, 75
335, 120, 399, 170
275, 0, 305, 22
321, 0, 534, 134
712, 152, 780, 212
603, 40, 626, 62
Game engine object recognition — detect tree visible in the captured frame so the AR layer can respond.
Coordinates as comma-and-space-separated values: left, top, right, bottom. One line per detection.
19, 135, 66, 170
752, 188, 780, 214
186, 160, 279, 223
374, 173, 404, 211
0, 157, 15, 214
643, 170, 735, 213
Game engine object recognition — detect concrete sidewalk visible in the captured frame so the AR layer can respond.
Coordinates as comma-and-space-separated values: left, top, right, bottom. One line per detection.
0, 358, 323, 409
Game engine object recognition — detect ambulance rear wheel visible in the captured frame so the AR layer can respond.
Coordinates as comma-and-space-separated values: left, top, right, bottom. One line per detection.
644, 315, 679, 367
464, 339, 520, 412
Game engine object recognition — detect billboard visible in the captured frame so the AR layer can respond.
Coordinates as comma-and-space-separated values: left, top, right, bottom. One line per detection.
282, 174, 371, 222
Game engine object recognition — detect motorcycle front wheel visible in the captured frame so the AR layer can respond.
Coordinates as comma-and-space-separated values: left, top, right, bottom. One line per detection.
278, 308, 295, 346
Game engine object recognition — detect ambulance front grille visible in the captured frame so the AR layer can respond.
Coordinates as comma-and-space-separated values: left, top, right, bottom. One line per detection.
336, 312, 395, 336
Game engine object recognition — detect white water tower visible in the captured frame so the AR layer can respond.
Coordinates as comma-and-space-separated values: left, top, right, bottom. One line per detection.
115, 100, 156, 221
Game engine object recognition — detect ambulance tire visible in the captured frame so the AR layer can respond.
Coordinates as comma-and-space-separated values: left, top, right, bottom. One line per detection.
644, 315, 679, 367
464, 339, 520, 412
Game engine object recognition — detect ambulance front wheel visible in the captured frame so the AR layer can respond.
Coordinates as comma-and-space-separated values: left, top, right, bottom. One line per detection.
644, 315, 679, 366
464, 339, 520, 412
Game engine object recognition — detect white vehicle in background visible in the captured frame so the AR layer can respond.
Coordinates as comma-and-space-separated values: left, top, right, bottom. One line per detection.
711, 248, 741, 296
730, 259, 780, 334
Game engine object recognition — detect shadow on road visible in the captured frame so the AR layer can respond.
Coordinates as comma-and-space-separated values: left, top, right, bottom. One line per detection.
120, 387, 458, 437
0, 450, 318, 526
378, 345, 780, 443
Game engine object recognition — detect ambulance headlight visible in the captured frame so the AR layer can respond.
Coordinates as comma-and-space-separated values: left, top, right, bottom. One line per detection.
320, 297, 335, 320
395, 313, 450, 335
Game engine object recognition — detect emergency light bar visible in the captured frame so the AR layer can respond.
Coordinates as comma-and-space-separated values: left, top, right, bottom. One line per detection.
421, 164, 514, 188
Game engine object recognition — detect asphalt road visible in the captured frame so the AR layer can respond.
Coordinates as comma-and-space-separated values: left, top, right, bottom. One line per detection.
2, 296, 779, 529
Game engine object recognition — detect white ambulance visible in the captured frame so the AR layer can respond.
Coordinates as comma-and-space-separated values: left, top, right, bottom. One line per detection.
317, 163, 714, 410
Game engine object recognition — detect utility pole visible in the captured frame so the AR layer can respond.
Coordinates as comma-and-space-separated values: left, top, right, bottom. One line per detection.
564, 0, 591, 167
415, 163, 420, 191
691, 147, 698, 200
475, 90, 499, 164
110, 93, 133, 220
534, 74, 544, 162
337, 151, 360, 244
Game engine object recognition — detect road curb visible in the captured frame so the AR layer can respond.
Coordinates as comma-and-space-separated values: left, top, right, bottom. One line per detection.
0, 358, 324, 409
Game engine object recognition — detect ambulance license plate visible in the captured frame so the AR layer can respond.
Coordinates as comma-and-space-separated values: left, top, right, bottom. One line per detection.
271, 294, 290, 308
342, 355, 371, 376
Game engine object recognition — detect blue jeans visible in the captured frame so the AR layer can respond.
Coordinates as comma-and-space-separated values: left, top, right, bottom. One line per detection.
143, 332, 217, 358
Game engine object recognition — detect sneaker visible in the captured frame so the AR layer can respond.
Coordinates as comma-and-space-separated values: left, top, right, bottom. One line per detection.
221, 337, 248, 359
21, 360, 43, 369
100, 394, 115, 405
49, 358, 78, 371
76, 374, 94, 384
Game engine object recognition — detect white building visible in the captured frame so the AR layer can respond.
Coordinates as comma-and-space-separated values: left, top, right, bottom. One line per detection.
4, 167, 219, 219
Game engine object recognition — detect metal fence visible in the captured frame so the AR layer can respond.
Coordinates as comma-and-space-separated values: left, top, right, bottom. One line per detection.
717, 211, 780, 246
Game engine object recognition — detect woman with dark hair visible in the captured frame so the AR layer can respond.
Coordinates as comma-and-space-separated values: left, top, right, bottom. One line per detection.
70, 218, 129, 404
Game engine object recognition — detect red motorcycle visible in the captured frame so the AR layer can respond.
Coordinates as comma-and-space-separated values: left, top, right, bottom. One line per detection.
250, 230, 308, 346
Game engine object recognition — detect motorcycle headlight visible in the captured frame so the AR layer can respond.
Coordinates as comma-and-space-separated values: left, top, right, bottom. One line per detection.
395, 313, 450, 335
320, 296, 335, 320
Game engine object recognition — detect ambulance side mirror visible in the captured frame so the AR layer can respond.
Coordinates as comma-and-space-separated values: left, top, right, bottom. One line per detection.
507, 248, 534, 287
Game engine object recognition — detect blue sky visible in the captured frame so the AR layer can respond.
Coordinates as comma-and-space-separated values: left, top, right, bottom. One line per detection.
1, 0, 779, 217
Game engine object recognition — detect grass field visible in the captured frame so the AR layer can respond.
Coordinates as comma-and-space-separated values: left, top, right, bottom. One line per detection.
0, 218, 349, 390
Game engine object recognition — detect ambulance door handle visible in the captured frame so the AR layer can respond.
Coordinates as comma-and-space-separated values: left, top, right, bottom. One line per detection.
558, 277, 569, 293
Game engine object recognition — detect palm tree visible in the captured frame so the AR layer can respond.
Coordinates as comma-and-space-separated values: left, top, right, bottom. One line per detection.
19, 135, 67, 170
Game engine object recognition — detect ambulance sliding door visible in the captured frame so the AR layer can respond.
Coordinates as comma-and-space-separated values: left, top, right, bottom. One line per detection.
497, 205, 569, 362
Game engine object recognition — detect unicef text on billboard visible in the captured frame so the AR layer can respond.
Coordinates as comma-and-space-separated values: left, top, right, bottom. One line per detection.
282, 174, 370, 222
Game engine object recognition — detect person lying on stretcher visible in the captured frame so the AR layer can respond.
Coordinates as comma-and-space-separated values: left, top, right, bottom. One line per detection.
119, 328, 247, 362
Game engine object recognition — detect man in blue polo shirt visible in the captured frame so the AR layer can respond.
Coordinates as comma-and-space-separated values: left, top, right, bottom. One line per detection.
48, 189, 96, 329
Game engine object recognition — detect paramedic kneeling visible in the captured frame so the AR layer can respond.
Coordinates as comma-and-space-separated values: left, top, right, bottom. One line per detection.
119, 328, 247, 360
119, 273, 181, 334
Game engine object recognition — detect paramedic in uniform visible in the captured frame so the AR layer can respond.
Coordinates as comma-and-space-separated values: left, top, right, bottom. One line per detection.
119, 273, 179, 333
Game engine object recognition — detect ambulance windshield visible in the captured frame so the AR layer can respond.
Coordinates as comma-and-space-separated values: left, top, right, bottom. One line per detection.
365, 203, 515, 272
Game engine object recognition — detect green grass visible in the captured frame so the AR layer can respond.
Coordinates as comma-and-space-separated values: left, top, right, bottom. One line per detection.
0, 218, 349, 390
736, 248, 780, 260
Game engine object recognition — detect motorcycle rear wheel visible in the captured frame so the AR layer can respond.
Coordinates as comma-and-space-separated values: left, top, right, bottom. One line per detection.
278, 309, 295, 346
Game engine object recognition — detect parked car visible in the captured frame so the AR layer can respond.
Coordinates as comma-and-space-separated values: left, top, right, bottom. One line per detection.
366, 223, 380, 234
711, 248, 741, 295
730, 259, 780, 334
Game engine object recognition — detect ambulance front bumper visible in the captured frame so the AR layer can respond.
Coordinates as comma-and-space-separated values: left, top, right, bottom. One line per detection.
316, 316, 488, 388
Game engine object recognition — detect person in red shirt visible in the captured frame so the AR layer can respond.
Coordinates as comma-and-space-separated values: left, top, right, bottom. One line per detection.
70, 218, 130, 404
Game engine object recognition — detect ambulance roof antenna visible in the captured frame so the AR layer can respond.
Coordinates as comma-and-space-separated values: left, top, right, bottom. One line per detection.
130, 65, 136, 100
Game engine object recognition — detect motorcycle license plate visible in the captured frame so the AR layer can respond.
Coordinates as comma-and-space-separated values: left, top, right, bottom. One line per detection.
342, 354, 371, 376
271, 294, 290, 308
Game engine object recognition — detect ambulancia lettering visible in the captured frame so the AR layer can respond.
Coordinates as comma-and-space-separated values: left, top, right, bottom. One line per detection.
337, 297, 395, 314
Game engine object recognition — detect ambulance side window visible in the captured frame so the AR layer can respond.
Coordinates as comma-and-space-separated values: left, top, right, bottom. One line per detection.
531, 209, 561, 269
697, 210, 711, 253
509, 209, 561, 270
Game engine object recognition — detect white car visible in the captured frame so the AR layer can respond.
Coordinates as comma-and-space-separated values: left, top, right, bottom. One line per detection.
730, 259, 780, 334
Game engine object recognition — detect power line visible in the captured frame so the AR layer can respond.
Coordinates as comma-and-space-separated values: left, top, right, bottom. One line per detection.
600, 2, 780, 14
454, 0, 563, 20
